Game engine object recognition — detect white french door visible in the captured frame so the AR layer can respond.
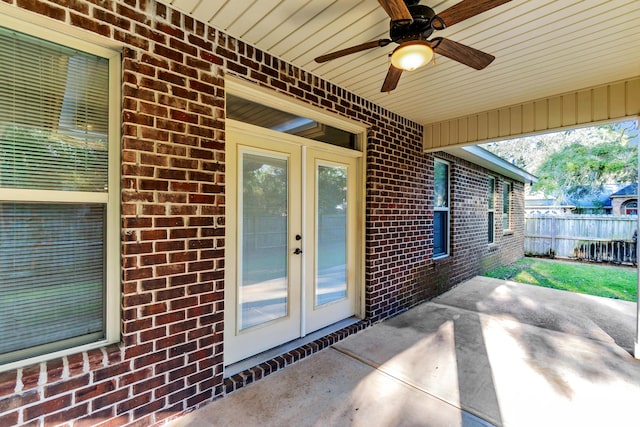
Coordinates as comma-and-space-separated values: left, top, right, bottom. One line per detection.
224, 122, 360, 365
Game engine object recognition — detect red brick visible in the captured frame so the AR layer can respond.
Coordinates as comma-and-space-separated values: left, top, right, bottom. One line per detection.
46, 358, 65, 383
118, 368, 152, 389
154, 44, 183, 63
69, 12, 111, 37
140, 326, 167, 343
116, 391, 151, 415
17, 0, 66, 21
154, 217, 185, 228
169, 37, 198, 57
75, 380, 116, 403
155, 311, 186, 326
140, 229, 168, 241
92, 388, 130, 411
156, 264, 186, 277
45, 374, 90, 398
0, 412, 19, 426
156, 21, 184, 39
115, 2, 149, 25
140, 253, 167, 266
123, 292, 153, 307
133, 350, 166, 370
24, 394, 72, 421
0, 371, 16, 397
21, 364, 41, 391
123, 318, 152, 334
141, 278, 167, 291
0, 389, 39, 413
93, 362, 131, 383
44, 403, 90, 425
140, 302, 167, 317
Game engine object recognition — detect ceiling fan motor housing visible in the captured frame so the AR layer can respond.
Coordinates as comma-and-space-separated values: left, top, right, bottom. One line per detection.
390, 5, 437, 42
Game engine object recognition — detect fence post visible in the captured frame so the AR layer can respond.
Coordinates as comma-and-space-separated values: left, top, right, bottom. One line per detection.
551, 216, 557, 257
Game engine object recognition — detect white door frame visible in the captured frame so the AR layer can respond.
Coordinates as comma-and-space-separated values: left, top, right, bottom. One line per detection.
224, 119, 365, 365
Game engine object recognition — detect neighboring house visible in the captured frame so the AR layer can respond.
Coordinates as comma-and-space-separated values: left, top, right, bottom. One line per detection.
525, 184, 636, 215
525, 195, 576, 215
570, 183, 620, 214
610, 183, 638, 215
0, 2, 633, 427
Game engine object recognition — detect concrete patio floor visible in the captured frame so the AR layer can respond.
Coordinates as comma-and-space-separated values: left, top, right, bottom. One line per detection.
167, 276, 640, 427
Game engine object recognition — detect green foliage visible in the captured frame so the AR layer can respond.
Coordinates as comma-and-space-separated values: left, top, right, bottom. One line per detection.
484, 257, 637, 301
317, 165, 347, 214
0, 125, 108, 191
483, 120, 639, 201
532, 134, 637, 201
242, 156, 289, 216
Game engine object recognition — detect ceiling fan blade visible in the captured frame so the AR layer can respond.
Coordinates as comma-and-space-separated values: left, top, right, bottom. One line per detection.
437, 0, 511, 28
381, 65, 403, 92
432, 38, 495, 70
315, 39, 391, 63
378, 0, 413, 24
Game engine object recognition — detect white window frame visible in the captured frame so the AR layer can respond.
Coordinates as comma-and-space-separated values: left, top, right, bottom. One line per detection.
434, 158, 450, 258
503, 181, 512, 232
488, 176, 495, 244
0, 15, 121, 372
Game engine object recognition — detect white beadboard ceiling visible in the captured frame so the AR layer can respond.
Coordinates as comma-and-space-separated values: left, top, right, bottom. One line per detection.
162, 0, 640, 126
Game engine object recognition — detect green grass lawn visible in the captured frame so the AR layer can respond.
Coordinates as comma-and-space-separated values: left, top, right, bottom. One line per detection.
484, 257, 638, 301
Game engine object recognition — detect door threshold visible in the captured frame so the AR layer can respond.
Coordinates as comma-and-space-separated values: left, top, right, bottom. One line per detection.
224, 317, 361, 378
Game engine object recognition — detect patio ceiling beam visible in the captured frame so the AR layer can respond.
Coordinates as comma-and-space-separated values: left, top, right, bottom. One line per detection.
423, 77, 640, 151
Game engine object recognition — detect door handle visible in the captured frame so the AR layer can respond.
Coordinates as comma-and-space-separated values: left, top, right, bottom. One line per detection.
293, 248, 303, 255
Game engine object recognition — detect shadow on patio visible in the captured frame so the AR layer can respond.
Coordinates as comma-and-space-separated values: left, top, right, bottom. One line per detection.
168, 276, 640, 427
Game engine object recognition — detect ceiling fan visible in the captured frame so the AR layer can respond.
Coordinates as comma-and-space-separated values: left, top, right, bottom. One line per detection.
314, 0, 511, 92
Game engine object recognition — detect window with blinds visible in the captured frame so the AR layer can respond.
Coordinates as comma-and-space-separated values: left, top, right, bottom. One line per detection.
488, 176, 495, 244
0, 20, 120, 368
434, 159, 449, 258
503, 182, 512, 231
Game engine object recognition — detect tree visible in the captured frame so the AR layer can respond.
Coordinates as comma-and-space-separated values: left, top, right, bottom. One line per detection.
482, 120, 638, 202
533, 140, 637, 202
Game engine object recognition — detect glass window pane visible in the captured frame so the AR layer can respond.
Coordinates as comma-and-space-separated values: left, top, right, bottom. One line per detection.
434, 211, 447, 256
0, 26, 109, 192
488, 177, 495, 210
316, 165, 347, 306
488, 211, 494, 243
434, 161, 448, 208
226, 94, 356, 149
503, 183, 511, 229
0, 203, 105, 363
240, 153, 289, 330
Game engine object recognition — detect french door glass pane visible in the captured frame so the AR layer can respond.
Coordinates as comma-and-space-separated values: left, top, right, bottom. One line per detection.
316, 165, 347, 306
0, 203, 105, 361
240, 153, 288, 330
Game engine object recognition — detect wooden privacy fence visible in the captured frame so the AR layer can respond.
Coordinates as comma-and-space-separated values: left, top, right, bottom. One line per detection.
525, 214, 638, 266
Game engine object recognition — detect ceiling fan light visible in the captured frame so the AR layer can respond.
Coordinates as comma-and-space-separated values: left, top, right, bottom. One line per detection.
391, 41, 433, 71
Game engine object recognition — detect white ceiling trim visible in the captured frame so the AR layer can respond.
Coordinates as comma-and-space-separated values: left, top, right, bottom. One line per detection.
164, 0, 640, 126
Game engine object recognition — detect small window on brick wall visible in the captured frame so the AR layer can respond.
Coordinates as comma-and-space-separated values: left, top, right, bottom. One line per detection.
434, 159, 449, 258
0, 18, 120, 369
488, 176, 495, 243
503, 182, 512, 231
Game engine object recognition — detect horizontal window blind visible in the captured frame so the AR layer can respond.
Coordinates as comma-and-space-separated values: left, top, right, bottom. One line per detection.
0, 24, 112, 365
0, 26, 109, 192
0, 204, 105, 361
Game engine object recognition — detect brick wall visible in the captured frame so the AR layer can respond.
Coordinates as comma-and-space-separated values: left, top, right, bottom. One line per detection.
423, 152, 525, 294
0, 1, 526, 426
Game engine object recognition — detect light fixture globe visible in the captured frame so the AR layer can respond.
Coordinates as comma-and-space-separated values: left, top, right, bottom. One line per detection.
390, 40, 433, 71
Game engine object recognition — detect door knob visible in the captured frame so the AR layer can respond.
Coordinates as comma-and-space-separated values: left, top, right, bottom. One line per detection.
293, 248, 303, 255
